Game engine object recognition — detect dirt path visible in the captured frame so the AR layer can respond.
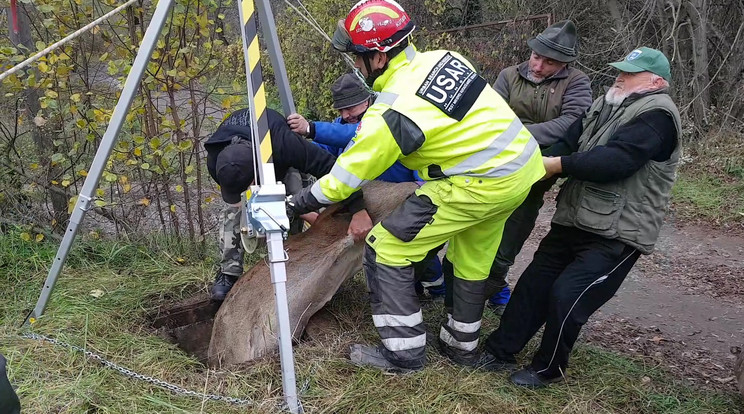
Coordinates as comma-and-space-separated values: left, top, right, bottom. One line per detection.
508, 191, 744, 391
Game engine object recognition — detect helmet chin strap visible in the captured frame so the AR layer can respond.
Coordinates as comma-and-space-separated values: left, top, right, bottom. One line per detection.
362, 53, 374, 79
361, 52, 388, 88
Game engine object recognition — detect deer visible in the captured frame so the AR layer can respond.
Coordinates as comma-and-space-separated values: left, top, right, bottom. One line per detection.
207, 180, 419, 367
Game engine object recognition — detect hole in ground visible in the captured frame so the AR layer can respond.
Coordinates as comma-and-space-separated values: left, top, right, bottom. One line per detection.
149, 295, 221, 364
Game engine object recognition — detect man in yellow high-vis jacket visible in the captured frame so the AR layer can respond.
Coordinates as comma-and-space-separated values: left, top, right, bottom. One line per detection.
289, 0, 545, 372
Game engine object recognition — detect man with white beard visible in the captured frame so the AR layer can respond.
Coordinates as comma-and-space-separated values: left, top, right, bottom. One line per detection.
478, 47, 681, 388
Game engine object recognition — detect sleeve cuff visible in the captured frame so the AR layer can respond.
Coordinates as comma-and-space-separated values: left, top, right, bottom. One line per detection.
308, 122, 316, 139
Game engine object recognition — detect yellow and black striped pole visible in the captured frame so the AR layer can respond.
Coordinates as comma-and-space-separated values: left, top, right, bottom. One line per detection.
238, 0, 273, 185
237, 1, 301, 412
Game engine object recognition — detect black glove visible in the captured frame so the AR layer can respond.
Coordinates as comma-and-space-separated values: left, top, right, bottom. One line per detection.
287, 186, 327, 216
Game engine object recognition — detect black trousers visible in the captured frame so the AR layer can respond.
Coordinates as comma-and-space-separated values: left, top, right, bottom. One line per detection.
484, 224, 641, 377
485, 177, 558, 297
0, 354, 20, 414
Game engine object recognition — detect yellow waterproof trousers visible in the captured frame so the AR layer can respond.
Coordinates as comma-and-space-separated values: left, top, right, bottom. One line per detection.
362, 174, 533, 368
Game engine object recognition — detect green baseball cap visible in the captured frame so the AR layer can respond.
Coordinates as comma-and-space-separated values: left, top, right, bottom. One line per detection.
608, 47, 671, 81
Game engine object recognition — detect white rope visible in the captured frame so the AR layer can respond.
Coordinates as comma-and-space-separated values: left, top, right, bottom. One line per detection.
0, 0, 139, 83
281, 0, 356, 70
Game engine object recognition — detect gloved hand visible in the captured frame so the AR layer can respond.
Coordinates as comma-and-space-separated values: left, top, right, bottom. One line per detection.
286, 185, 326, 216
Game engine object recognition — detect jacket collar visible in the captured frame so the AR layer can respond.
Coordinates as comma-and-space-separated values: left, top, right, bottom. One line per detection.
373, 44, 417, 92
621, 87, 670, 106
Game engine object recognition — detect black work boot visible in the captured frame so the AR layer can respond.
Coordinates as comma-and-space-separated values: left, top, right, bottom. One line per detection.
475, 350, 518, 372
211, 271, 239, 301
435, 337, 479, 367
349, 344, 422, 374
510, 366, 563, 388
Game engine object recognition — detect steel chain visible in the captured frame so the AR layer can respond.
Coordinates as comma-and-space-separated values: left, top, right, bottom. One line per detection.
20, 332, 256, 405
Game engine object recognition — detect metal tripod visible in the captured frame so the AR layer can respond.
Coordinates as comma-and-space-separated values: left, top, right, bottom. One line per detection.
23, 0, 302, 411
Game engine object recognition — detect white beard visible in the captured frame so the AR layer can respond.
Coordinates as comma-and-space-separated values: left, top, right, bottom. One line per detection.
604, 87, 630, 106
526, 70, 545, 83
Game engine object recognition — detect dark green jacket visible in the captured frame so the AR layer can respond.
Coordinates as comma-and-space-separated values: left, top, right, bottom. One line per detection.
493, 62, 591, 146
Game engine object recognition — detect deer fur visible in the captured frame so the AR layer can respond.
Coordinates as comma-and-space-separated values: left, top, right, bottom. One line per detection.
208, 181, 418, 367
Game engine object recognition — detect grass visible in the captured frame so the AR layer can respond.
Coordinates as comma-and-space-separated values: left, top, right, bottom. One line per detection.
671, 130, 744, 226
1, 229, 742, 413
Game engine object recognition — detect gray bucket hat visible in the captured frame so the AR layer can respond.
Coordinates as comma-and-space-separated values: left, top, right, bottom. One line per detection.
527, 20, 579, 63
331, 73, 373, 110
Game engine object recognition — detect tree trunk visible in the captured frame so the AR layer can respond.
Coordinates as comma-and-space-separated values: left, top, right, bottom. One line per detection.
7, 3, 69, 231
607, 0, 632, 51
684, 0, 710, 125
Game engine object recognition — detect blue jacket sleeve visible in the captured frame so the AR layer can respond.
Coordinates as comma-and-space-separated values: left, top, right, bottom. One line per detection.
312, 119, 359, 149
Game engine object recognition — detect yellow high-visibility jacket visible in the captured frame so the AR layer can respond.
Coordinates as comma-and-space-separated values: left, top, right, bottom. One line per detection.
310, 44, 545, 205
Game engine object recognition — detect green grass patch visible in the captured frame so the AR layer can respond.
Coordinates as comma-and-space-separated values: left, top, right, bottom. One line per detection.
671, 130, 744, 226
1, 229, 741, 413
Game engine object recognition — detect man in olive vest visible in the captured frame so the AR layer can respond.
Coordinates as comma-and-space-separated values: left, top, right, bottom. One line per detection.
482, 20, 592, 313
479, 47, 681, 387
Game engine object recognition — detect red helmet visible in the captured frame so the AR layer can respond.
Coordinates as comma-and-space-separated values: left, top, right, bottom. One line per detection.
332, 0, 415, 53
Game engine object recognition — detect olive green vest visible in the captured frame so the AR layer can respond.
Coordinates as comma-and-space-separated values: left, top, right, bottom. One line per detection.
551, 91, 682, 254
502, 63, 584, 126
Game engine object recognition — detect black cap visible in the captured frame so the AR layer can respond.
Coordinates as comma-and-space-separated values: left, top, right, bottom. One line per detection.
527, 20, 579, 63
331, 73, 373, 110
215, 139, 254, 204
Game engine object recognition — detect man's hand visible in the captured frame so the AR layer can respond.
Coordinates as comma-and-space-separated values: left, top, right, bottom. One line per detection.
542, 156, 563, 180
287, 113, 310, 136
348, 209, 373, 243
300, 212, 319, 225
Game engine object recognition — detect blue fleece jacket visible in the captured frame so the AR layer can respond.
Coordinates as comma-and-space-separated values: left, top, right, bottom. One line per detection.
313, 117, 419, 183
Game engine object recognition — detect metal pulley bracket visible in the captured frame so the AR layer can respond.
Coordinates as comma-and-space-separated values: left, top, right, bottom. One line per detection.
240, 181, 289, 254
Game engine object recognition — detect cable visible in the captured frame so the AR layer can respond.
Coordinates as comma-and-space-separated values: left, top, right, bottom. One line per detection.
281, 0, 373, 95
281, 0, 356, 70
0, 0, 139, 83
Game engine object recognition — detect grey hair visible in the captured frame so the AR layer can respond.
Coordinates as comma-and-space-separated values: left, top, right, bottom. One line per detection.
649, 73, 670, 88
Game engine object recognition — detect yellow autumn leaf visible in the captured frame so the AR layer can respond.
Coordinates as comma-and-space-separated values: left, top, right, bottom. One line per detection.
70, 93, 81, 103
170, 204, 176, 213
30, 163, 39, 170
133, 147, 142, 157
205, 196, 214, 203
96, 189, 104, 197
61, 180, 71, 187
123, 183, 131, 193
175, 185, 183, 193
38, 62, 49, 72
35, 234, 44, 242
68, 195, 78, 214
137, 198, 151, 206
51, 180, 59, 185
20, 232, 31, 242
119, 175, 128, 185
176, 257, 186, 264
78, 169, 88, 177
